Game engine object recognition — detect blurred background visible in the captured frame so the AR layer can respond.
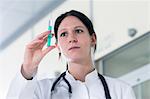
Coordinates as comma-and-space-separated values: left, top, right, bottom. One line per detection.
0, 0, 149, 99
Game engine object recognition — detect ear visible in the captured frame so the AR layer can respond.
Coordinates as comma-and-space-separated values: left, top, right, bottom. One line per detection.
90, 33, 96, 47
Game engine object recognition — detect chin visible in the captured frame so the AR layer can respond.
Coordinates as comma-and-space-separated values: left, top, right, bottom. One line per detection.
65, 53, 86, 62
67, 57, 82, 63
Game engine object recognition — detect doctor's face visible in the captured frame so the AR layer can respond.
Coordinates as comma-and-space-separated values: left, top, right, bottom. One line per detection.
57, 16, 95, 62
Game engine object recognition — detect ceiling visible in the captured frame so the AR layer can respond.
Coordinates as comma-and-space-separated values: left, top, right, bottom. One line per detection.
0, 0, 66, 50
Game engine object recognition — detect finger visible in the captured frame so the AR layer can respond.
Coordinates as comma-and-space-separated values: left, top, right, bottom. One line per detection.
42, 46, 56, 57
27, 40, 44, 49
40, 37, 48, 48
36, 31, 51, 40
40, 33, 55, 48
42, 33, 55, 40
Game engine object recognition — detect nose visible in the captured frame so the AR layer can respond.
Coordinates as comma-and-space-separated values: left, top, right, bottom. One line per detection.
68, 33, 78, 43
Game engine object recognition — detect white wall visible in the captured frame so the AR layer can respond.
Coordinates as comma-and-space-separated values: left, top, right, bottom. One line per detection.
93, 1, 149, 59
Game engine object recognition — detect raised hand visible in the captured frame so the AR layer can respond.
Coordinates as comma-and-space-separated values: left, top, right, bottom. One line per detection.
21, 31, 56, 79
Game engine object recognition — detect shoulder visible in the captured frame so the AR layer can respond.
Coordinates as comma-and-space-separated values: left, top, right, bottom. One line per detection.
104, 76, 131, 88
103, 76, 136, 98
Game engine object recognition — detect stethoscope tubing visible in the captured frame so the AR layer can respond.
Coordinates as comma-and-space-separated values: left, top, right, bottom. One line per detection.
51, 71, 111, 99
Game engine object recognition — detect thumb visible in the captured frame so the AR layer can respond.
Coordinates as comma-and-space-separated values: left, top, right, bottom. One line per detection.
42, 46, 56, 57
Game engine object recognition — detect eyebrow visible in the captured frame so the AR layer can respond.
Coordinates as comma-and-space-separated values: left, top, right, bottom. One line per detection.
58, 25, 85, 33
74, 26, 85, 29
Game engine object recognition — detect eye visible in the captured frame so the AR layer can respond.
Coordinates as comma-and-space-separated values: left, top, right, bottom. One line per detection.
60, 32, 68, 37
75, 29, 83, 34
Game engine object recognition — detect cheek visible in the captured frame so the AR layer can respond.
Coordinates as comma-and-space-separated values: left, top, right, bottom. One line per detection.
79, 40, 90, 52
58, 39, 67, 52
84, 39, 92, 51
81, 37, 91, 46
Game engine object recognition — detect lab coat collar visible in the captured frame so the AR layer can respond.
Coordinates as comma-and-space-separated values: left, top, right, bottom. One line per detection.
65, 69, 99, 83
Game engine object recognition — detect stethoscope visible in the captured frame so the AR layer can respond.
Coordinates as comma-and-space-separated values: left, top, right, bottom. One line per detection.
50, 71, 111, 99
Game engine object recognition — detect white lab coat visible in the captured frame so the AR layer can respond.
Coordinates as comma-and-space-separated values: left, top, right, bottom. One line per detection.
7, 69, 136, 99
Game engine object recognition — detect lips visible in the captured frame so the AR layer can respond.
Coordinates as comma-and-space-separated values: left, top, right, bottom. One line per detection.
68, 46, 80, 51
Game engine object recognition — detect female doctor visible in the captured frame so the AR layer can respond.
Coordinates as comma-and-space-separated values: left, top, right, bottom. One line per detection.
7, 10, 136, 99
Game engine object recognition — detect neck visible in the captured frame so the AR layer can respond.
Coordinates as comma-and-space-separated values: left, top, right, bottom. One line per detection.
68, 60, 95, 82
